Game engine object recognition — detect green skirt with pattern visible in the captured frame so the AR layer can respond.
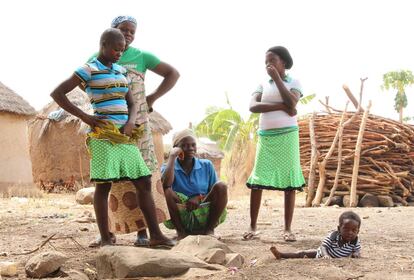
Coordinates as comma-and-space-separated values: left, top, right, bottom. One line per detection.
87, 138, 151, 183
164, 192, 227, 233
247, 126, 305, 191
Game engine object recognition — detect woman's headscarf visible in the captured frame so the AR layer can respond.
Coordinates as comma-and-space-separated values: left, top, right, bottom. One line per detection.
172, 129, 196, 147
111, 15, 137, 28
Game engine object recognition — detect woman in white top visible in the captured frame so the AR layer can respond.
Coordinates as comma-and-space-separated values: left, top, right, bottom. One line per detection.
244, 46, 305, 242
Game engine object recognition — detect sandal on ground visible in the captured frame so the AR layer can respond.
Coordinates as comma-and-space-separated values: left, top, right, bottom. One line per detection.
133, 236, 151, 247
283, 231, 296, 242
88, 232, 116, 248
149, 239, 176, 250
242, 230, 261, 241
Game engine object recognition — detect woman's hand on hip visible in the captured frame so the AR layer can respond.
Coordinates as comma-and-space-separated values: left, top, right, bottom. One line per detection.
120, 122, 135, 136
82, 115, 107, 131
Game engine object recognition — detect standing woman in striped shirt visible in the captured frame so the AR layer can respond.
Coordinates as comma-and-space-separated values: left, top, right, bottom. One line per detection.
270, 211, 362, 259
50, 28, 173, 248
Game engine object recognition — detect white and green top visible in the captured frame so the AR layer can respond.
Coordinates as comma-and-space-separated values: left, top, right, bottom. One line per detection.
254, 76, 302, 130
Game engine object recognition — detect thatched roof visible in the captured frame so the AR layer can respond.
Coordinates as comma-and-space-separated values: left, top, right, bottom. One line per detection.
0, 81, 36, 116
150, 111, 172, 134
32, 87, 172, 137
197, 142, 225, 159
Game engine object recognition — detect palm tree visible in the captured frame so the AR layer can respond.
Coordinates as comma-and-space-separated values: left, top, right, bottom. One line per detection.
382, 70, 414, 123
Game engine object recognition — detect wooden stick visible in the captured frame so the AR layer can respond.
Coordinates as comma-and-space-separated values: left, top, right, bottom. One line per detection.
12, 233, 57, 255
324, 110, 346, 206
313, 102, 349, 206
358, 78, 368, 114
350, 100, 372, 207
343, 84, 363, 112
306, 112, 318, 207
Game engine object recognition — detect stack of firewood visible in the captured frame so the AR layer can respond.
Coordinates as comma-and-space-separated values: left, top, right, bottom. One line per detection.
299, 80, 414, 207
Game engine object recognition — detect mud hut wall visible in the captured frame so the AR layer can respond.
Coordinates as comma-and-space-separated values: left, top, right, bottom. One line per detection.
30, 122, 90, 184
0, 112, 33, 184
152, 132, 164, 168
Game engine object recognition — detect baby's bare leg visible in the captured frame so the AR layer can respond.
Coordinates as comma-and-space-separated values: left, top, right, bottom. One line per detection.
270, 246, 317, 259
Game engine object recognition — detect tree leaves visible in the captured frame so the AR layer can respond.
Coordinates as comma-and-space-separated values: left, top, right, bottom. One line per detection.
382, 70, 414, 121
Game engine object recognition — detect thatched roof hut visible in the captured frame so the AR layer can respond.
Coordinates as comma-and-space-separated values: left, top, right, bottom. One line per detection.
196, 141, 225, 176
28, 87, 172, 191
0, 82, 36, 190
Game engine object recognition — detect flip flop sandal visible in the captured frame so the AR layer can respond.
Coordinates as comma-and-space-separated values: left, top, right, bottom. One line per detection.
283, 232, 296, 242
242, 230, 261, 241
88, 233, 116, 248
149, 239, 176, 250
133, 237, 151, 247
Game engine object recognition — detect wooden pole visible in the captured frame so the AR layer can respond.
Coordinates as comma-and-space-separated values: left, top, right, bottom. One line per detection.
324, 118, 345, 206
313, 102, 349, 206
305, 112, 318, 206
349, 100, 372, 207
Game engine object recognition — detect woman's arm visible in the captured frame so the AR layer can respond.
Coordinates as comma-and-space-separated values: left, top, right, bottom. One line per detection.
50, 74, 104, 128
120, 90, 138, 136
249, 92, 297, 116
161, 147, 183, 188
267, 65, 300, 109
146, 62, 180, 109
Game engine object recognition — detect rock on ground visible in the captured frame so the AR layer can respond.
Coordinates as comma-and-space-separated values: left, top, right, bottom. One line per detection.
96, 245, 221, 279
25, 251, 68, 278
75, 187, 95, 205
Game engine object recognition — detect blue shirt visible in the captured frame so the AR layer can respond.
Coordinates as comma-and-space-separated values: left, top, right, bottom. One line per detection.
161, 158, 218, 197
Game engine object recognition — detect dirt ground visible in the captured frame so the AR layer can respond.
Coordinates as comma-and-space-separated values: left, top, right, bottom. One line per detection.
1, 191, 414, 280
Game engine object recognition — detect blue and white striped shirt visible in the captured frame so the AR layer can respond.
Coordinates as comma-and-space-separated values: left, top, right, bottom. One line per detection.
316, 231, 361, 258
75, 58, 129, 126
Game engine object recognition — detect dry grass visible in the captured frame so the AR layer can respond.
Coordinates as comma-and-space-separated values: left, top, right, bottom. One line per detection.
0, 183, 44, 198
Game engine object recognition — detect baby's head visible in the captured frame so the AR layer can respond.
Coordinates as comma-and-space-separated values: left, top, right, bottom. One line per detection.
338, 211, 361, 243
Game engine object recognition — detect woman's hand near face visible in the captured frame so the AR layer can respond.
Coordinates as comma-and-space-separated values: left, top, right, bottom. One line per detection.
266, 64, 280, 81
170, 147, 184, 160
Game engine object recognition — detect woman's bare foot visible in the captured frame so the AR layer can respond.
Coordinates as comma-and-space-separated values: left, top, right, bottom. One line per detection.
270, 246, 282, 259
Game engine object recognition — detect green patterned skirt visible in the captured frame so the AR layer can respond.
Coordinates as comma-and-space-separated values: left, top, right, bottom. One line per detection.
164, 192, 227, 233
87, 138, 151, 183
247, 126, 305, 191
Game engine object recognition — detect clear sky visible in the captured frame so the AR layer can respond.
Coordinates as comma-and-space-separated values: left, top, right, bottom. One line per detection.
1, 0, 414, 139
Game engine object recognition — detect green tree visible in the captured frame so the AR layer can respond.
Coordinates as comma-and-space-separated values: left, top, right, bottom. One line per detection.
382, 70, 414, 123
300, 93, 316, 105
195, 108, 258, 151
196, 93, 315, 150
